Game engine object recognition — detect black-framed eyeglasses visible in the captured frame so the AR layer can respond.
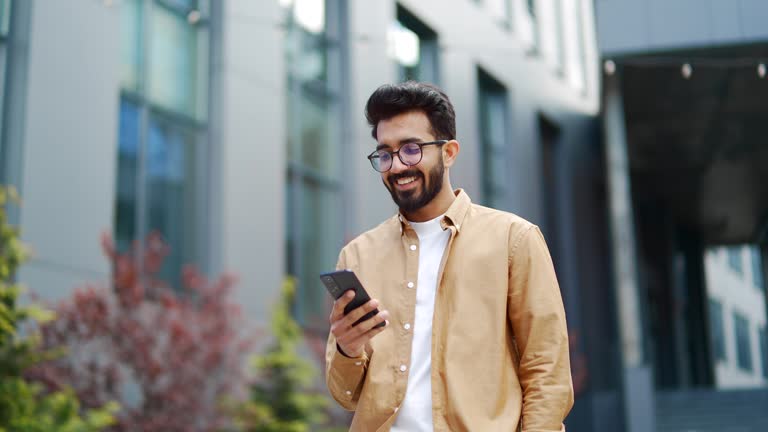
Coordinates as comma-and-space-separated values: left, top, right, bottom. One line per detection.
367, 140, 449, 173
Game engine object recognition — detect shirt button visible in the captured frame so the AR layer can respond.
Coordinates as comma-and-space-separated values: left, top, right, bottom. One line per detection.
404, 323, 411, 330
345, 390, 352, 395
409, 244, 417, 251
355, 361, 362, 366
407, 281, 414, 288
399, 364, 407, 372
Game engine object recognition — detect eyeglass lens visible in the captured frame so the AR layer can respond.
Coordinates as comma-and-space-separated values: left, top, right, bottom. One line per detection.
373, 143, 422, 172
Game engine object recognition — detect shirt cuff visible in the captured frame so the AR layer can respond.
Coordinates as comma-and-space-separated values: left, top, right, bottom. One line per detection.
328, 348, 369, 408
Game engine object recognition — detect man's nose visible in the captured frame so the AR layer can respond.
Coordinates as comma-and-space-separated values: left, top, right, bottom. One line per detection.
390, 154, 409, 173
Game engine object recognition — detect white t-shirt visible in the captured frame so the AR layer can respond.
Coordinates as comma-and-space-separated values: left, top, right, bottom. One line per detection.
391, 215, 450, 432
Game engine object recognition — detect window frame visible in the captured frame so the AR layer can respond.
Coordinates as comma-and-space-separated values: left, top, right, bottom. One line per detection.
733, 311, 753, 373
477, 67, 511, 210
708, 298, 727, 363
394, 4, 440, 84
284, 0, 349, 332
116, 0, 212, 285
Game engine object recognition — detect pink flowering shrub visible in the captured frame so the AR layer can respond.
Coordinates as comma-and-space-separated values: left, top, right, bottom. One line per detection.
28, 232, 255, 431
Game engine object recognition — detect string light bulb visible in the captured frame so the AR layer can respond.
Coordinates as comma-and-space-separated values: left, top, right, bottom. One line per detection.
187, 10, 201, 24
681, 63, 693, 79
759, 63, 767, 79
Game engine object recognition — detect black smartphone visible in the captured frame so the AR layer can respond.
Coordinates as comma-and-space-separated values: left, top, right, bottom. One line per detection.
320, 270, 385, 329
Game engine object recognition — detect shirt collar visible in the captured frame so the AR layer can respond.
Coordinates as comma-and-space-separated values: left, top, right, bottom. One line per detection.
397, 189, 471, 235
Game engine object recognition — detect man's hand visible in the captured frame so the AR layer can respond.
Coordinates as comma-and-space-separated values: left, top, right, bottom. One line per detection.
330, 290, 389, 358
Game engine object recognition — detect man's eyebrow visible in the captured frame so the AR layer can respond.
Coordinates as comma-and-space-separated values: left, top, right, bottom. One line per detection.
375, 137, 423, 151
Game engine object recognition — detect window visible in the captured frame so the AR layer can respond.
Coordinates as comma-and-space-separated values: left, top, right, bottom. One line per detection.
760, 327, 768, 380
116, 0, 210, 286
539, 115, 561, 254
388, 5, 439, 84
477, 68, 510, 210
284, 0, 347, 330
536, 0, 564, 72
561, 0, 585, 90
515, 0, 538, 52
734, 312, 753, 372
751, 247, 764, 292
728, 246, 743, 275
486, 0, 512, 27
708, 299, 727, 362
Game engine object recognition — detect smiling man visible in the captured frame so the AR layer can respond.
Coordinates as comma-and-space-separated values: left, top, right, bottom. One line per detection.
325, 81, 573, 432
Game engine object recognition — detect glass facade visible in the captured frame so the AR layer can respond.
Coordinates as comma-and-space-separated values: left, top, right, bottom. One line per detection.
116, 0, 210, 286
733, 312, 753, 372
708, 299, 727, 362
284, 0, 347, 330
477, 68, 510, 210
389, 5, 439, 84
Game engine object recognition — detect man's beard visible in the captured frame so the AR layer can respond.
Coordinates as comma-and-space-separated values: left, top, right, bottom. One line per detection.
384, 159, 445, 214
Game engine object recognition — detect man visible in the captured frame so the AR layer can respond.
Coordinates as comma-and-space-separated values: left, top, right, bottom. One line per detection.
325, 81, 573, 431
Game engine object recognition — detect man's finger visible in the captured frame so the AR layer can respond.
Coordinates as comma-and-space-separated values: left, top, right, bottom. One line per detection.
341, 298, 380, 328
329, 290, 356, 322
339, 310, 389, 343
342, 316, 389, 347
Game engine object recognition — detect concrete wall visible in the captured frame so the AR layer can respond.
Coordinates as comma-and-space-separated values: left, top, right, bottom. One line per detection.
596, 0, 768, 55
17, 0, 120, 299
211, 0, 286, 326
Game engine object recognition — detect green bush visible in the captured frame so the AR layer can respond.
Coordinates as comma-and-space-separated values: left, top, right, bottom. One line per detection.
0, 186, 118, 431
226, 278, 344, 432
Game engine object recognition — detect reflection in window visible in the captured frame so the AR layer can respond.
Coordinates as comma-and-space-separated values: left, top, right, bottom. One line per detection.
751, 247, 764, 291
120, 0, 142, 92
146, 118, 196, 285
116, 100, 140, 253
389, 5, 439, 84
708, 299, 727, 362
477, 68, 510, 210
734, 312, 753, 372
728, 247, 743, 275
284, 0, 346, 330
116, 0, 209, 286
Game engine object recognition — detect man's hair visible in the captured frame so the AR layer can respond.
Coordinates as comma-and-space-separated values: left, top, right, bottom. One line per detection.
365, 81, 456, 141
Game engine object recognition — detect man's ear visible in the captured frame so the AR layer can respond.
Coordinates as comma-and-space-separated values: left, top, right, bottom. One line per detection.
443, 140, 460, 168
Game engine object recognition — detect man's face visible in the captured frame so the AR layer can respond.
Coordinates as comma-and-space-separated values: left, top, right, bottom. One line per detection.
375, 111, 445, 213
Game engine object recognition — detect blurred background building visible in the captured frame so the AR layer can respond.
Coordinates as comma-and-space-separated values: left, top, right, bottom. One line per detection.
597, 0, 768, 431
0, 0, 766, 431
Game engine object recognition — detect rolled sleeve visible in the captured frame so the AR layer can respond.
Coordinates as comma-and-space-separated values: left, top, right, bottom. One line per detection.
508, 225, 574, 431
324, 246, 369, 411
325, 337, 369, 410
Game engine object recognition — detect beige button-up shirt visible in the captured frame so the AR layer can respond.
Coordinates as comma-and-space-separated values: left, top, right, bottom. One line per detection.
325, 189, 573, 431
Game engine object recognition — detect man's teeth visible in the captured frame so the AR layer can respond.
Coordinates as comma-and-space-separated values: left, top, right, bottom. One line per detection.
397, 177, 416, 185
